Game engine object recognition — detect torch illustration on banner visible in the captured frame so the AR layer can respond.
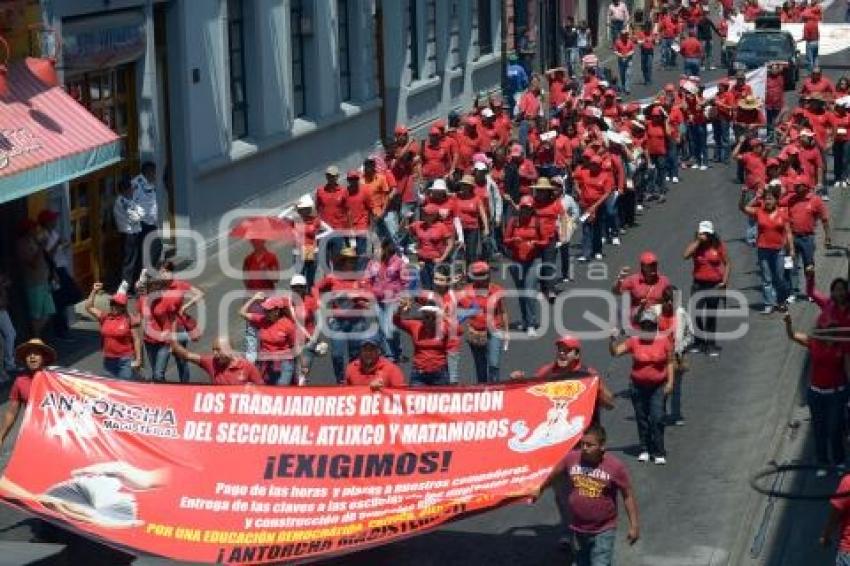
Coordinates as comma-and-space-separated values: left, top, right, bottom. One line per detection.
508, 380, 589, 453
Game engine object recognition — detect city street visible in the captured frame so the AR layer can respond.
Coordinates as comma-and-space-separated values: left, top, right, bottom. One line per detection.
2, 8, 850, 566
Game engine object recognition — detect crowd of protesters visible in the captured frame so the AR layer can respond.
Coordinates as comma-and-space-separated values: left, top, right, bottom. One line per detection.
5, 0, 850, 565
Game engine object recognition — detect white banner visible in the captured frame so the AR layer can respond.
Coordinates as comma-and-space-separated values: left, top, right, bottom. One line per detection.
732, 23, 850, 57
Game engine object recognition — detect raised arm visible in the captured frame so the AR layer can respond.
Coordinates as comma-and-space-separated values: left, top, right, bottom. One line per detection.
85, 282, 105, 320
170, 337, 202, 365
239, 292, 265, 321
783, 313, 809, 347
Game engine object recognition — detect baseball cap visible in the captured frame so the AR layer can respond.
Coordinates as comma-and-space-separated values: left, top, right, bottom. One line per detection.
346, 169, 361, 180
510, 144, 524, 157
430, 179, 448, 192
296, 194, 315, 209
639, 251, 658, 265
481, 107, 495, 118
556, 335, 581, 350
37, 209, 60, 224
637, 309, 659, 326
470, 261, 490, 276
325, 165, 340, 177
473, 161, 488, 172
110, 293, 129, 306
429, 126, 441, 135
290, 274, 307, 287
394, 124, 408, 135
519, 195, 535, 208
698, 220, 714, 235
261, 296, 288, 310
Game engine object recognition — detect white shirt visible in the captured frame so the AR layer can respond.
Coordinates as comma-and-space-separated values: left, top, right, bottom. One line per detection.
114, 195, 143, 234
43, 228, 70, 269
608, 3, 629, 23
131, 174, 159, 226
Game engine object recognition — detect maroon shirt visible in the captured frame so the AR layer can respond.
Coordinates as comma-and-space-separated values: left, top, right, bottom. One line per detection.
562, 450, 631, 534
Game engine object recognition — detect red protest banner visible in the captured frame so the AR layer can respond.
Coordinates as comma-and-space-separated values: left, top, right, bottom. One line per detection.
0, 370, 597, 564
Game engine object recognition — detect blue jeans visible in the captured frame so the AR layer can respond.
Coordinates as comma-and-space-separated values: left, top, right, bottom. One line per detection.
573, 528, 616, 566
518, 119, 531, 152
262, 359, 296, 386
806, 41, 819, 71
420, 260, 436, 290
631, 382, 666, 457
661, 38, 675, 66
684, 57, 701, 77
688, 123, 708, 166
610, 19, 624, 43
640, 48, 653, 84
581, 217, 603, 258
711, 119, 730, 162
470, 333, 503, 384
603, 192, 620, 238
377, 211, 400, 247
617, 56, 632, 93
757, 248, 789, 308
650, 154, 667, 193
667, 366, 684, 421
0, 310, 16, 371
462, 228, 481, 265
666, 142, 679, 179
411, 366, 450, 386
566, 47, 581, 77
806, 387, 848, 466
244, 321, 258, 363
766, 107, 781, 137
146, 340, 190, 383
377, 301, 401, 361
701, 39, 713, 67
328, 316, 370, 383
447, 350, 460, 384
786, 234, 816, 295
838, 550, 850, 566
509, 260, 538, 328
103, 356, 134, 380
835, 141, 849, 182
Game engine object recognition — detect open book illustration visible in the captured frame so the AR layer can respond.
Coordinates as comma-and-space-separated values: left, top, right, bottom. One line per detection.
45, 474, 138, 527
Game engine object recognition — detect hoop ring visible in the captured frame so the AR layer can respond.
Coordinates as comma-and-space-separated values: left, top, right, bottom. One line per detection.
750, 463, 850, 500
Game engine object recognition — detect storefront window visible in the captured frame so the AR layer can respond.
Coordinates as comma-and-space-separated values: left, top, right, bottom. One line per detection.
337, 0, 352, 102
290, 0, 307, 117
227, 0, 249, 139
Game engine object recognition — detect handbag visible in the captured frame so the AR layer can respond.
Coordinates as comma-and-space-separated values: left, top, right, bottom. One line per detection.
467, 326, 489, 347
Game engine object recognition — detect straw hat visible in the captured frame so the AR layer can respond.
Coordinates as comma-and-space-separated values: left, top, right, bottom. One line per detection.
459, 174, 476, 186
15, 339, 57, 365
738, 95, 762, 110
531, 177, 557, 190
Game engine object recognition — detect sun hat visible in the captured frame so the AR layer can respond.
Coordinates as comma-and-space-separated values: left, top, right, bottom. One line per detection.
15, 339, 57, 365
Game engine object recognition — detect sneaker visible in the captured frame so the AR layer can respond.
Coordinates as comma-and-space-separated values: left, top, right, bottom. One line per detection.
690, 163, 700, 169
786, 295, 796, 304
687, 343, 703, 354
708, 345, 721, 358
594, 253, 604, 260
638, 451, 650, 463
612, 237, 621, 246
822, 194, 831, 202
673, 419, 686, 426
761, 306, 774, 315
710, 65, 717, 70
296, 375, 308, 386
835, 181, 842, 189
601, 237, 608, 245
577, 256, 588, 263
816, 468, 828, 478
672, 176, 680, 184
558, 535, 572, 550
699, 165, 708, 171
527, 327, 539, 337
654, 456, 667, 465
665, 176, 671, 182
636, 204, 644, 212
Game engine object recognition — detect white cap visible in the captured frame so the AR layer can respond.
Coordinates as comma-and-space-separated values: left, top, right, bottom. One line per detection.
296, 194, 315, 209
419, 305, 441, 314
431, 179, 448, 192
290, 274, 307, 286
698, 220, 714, 235
473, 161, 488, 171
481, 107, 495, 118
837, 95, 850, 108
800, 129, 815, 138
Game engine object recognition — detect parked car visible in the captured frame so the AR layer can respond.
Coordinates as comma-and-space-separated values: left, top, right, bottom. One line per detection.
732, 29, 800, 90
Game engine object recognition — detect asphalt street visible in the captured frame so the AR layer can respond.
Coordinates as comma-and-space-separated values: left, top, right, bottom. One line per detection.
2, 17, 850, 566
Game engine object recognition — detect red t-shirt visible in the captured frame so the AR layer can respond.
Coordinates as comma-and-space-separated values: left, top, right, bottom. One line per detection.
421, 142, 450, 179
504, 216, 544, 262
243, 249, 279, 292
454, 194, 483, 230
620, 273, 671, 309
801, 77, 835, 98
246, 314, 297, 359
562, 450, 631, 534
410, 221, 452, 261
614, 37, 635, 57
457, 284, 506, 332
802, 19, 819, 41
98, 313, 138, 359
548, 78, 569, 109
798, 146, 824, 185
394, 317, 451, 372
625, 336, 672, 386
739, 152, 767, 190
645, 123, 667, 156
830, 474, 850, 552
198, 355, 264, 385
344, 187, 372, 230
753, 208, 789, 250
315, 184, 348, 229
533, 199, 565, 242
141, 279, 192, 344
9, 373, 35, 404
345, 357, 406, 387
780, 192, 827, 235
692, 243, 728, 284
808, 341, 848, 390
679, 37, 703, 59
765, 74, 785, 110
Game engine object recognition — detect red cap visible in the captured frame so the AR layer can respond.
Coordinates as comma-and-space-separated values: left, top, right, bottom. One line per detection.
549, 118, 560, 128
110, 293, 129, 306
261, 296, 288, 310
470, 261, 490, 275
346, 169, 361, 180
510, 144, 524, 158
423, 203, 440, 216
394, 124, 408, 135
766, 158, 780, 168
604, 88, 616, 97
519, 195, 535, 208
465, 116, 480, 127
37, 209, 60, 225
639, 251, 658, 265
434, 119, 446, 130
519, 161, 539, 179
556, 335, 581, 351
794, 175, 813, 189
429, 126, 441, 135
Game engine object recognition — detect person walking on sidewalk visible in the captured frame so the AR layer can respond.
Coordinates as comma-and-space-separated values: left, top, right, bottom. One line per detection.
553, 425, 640, 566
784, 313, 848, 477
614, 29, 635, 95
609, 310, 676, 465
607, 0, 630, 46
683, 221, 730, 356
781, 175, 831, 301
695, 9, 722, 71
114, 178, 145, 288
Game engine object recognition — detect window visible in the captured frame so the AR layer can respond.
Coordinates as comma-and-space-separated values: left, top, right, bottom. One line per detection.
475, 0, 493, 57
337, 0, 352, 101
424, 0, 436, 78
408, 0, 419, 81
227, 0, 248, 139
290, 0, 307, 117
448, 0, 461, 69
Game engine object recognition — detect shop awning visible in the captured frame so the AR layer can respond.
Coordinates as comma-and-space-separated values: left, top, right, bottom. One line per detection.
0, 61, 121, 205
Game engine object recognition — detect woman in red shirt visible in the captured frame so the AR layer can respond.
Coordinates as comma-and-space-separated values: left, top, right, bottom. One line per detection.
504, 196, 546, 333
409, 203, 455, 290
683, 220, 730, 355
86, 282, 142, 380
457, 262, 510, 384
455, 175, 490, 266
287, 195, 327, 291
0, 339, 55, 450
609, 310, 675, 465
740, 185, 794, 313
832, 99, 850, 188
394, 301, 453, 385
783, 313, 848, 473
239, 293, 297, 385
420, 127, 451, 182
